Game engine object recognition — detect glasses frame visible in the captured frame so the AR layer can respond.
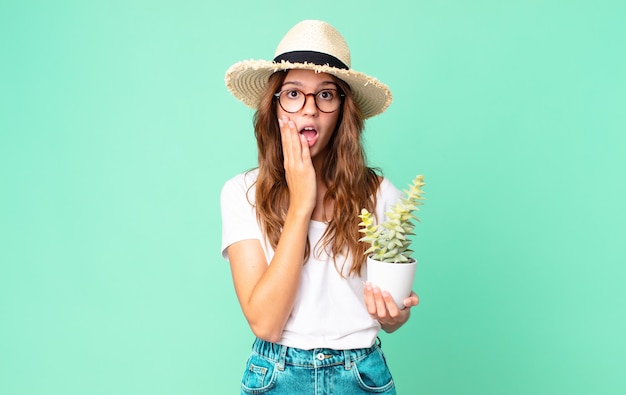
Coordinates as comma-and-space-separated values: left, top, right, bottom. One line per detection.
273, 88, 345, 114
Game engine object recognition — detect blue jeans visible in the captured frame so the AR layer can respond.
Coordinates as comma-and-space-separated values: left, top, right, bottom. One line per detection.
240, 338, 396, 394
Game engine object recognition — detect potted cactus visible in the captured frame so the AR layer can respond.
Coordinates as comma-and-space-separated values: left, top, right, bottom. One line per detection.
358, 175, 425, 309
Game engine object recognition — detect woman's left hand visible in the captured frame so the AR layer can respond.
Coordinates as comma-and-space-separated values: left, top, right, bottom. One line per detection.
363, 282, 419, 333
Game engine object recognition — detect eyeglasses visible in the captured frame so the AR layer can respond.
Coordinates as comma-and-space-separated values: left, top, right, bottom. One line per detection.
274, 88, 345, 113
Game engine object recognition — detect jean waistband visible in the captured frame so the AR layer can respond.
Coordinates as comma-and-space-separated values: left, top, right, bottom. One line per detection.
251, 338, 381, 370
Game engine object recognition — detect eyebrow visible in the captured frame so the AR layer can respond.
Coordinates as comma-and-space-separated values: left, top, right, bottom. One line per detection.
281, 80, 338, 90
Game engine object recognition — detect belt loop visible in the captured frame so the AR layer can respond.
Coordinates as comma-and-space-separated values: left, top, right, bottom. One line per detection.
277, 345, 288, 371
343, 350, 351, 370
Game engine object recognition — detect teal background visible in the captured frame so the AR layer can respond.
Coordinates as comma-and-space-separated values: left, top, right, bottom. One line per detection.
1, 0, 625, 394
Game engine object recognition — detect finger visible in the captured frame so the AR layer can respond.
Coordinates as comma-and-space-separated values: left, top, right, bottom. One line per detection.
279, 117, 291, 163
299, 133, 311, 162
403, 292, 419, 308
363, 282, 377, 316
279, 116, 298, 162
278, 116, 300, 153
372, 286, 388, 319
382, 291, 400, 318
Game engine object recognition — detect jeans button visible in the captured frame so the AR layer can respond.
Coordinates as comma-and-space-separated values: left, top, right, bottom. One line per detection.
316, 353, 325, 361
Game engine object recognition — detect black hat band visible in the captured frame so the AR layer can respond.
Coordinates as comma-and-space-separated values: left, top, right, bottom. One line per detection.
273, 51, 349, 70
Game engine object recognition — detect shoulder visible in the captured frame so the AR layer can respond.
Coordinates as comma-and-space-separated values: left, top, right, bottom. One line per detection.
222, 168, 259, 190
377, 176, 403, 202
221, 169, 259, 198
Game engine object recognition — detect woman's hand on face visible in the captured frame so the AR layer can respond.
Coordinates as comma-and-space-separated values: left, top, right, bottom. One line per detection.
279, 116, 316, 216
363, 282, 419, 332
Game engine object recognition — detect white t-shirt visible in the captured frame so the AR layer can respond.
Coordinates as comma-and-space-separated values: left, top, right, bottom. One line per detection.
220, 169, 402, 350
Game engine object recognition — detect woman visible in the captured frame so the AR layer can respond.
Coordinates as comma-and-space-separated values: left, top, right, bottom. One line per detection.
221, 20, 419, 394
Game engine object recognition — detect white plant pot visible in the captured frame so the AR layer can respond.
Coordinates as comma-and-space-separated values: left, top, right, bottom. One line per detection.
366, 256, 417, 310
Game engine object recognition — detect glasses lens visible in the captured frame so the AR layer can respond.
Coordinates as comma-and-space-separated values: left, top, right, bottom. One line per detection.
315, 90, 341, 112
279, 90, 305, 113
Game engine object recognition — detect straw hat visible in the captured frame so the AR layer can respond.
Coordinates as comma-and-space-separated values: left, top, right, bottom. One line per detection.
224, 20, 392, 119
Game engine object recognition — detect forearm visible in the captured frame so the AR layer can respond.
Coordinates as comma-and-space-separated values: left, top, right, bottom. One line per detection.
243, 209, 311, 341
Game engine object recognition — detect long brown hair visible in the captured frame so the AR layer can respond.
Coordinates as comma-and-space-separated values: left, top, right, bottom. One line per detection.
251, 71, 380, 276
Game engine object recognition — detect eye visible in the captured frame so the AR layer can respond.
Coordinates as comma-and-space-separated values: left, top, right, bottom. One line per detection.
284, 89, 302, 100
317, 90, 335, 101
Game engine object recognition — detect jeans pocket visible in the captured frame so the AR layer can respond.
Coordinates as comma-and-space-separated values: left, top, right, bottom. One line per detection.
241, 354, 278, 394
351, 348, 395, 393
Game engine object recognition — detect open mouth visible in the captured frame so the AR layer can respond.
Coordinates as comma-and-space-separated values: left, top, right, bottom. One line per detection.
299, 127, 318, 146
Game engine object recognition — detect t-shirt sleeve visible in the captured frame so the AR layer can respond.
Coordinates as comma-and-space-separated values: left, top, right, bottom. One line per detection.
220, 174, 263, 261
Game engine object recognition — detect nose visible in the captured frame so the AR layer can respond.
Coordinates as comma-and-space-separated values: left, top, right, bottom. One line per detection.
301, 93, 319, 115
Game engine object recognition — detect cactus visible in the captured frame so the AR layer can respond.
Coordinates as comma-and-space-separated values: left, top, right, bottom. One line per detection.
358, 175, 425, 263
